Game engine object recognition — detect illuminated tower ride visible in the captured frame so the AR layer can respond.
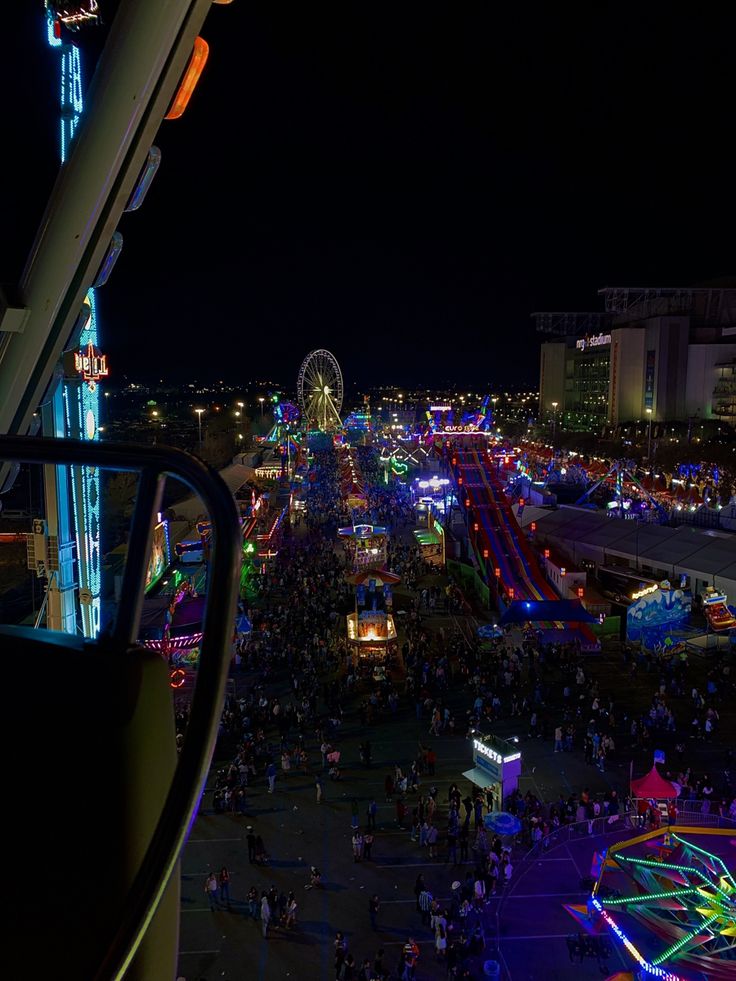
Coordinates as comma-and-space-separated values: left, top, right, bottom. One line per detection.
45, 3, 106, 637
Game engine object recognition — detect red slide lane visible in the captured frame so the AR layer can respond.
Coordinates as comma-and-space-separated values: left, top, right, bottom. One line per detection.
454, 448, 556, 602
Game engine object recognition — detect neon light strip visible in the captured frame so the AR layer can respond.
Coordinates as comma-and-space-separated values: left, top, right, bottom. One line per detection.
142, 633, 203, 651
47, 16, 102, 637
591, 899, 683, 980
650, 911, 720, 966
618, 854, 733, 903
599, 887, 699, 906
671, 834, 736, 888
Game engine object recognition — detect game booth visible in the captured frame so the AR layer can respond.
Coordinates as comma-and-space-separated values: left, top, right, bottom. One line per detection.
412, 510, 445, 566
338, 522, 388, 572
345, 569, 399, 679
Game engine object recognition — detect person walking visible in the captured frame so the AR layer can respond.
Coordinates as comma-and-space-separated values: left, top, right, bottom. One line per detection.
369, 894, 380, 931
352, 829, 364, 862
285, 893, 298, 929
554, 725, 563, 753
446, 828, 458, 864
246, 827, 257, 863
473, 796, 484, 830
339, 953, 356, 980
426, 822, 438, 859
350, 798, 360, 831
247, 885, 259, 919
266, 760, 277, 794
373, 948, 388, 980
396, 797, 406, 828
367, 798, 378, 830
260, 891, 271, 937
418, 885, 433, 925
363, 829, 374, 861
218, 866, 231, 910
204, 872, 219, 911
334, 932, 347, 979
315, 773, 323, 804
435, 920, 447, 961
413, 873, 426, 911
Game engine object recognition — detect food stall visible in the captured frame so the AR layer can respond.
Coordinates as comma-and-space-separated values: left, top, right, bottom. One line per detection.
345, 569, 400, 678
338, 522, 388, 572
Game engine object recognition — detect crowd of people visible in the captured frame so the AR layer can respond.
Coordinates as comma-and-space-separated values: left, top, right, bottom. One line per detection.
179, 441, 734, 981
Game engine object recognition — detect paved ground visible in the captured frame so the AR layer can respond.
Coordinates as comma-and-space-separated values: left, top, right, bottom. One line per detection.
178, 696, 493, 981
177, 513, 735, 981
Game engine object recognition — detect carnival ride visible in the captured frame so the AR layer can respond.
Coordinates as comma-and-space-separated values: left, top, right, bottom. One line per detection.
451, 446, 598, 645
453, 446, 560, 604
576, 459, 669, 522
338, 446, 367, 512
423, 395, 495, 441
338, 522, 388, 571
573, 827, 736, 981
297, 348, 343, 431
262, 396, 300, 443
700, 587, 736, 631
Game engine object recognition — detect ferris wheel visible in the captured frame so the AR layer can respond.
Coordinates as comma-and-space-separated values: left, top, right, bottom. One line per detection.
297, 349, 344, 431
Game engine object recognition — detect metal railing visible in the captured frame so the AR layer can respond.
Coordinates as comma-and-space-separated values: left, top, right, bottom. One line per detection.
663, 798, 736, 828
0, 435, 241, 981
514, 810, 639, 864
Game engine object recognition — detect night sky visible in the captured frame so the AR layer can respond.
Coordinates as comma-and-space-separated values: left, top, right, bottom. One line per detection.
5, 6, 735, 391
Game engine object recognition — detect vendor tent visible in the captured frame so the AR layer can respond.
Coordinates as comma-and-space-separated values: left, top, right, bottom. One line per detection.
630, 766, 678, 799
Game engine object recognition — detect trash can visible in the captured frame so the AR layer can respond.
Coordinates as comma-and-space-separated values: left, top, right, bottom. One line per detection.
483, 960, 500, 978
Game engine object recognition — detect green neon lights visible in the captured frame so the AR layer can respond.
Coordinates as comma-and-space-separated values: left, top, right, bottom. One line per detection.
600, 887, 699, 906
617, 854, 733, 902
650, 912, 720, 966
671, 834, 736, 889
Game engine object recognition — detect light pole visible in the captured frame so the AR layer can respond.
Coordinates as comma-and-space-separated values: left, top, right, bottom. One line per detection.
646, 407, 652, 460
258, 397, 265, 419
551, 401, 558, 445
195, 408, 204, 450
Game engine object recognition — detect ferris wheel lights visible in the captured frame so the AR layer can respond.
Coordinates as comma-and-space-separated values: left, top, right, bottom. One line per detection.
165, 36, 209, 120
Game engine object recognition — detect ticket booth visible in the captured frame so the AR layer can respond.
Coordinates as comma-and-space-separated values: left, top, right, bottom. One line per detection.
462, 734, 522, 811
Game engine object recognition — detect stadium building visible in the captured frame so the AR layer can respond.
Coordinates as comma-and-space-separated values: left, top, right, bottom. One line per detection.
537, 286, 736, 430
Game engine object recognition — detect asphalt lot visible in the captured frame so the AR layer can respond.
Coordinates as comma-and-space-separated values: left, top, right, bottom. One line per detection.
178, 609, 735, 980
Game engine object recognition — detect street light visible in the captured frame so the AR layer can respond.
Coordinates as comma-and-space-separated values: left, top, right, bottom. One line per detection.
646, 407, 653, 459
195, 408, 204, 449
551, 401, 558, 445
258, 397, 265, 418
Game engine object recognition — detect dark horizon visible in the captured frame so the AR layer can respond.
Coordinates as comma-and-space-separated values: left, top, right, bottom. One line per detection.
4, 6, 735, 390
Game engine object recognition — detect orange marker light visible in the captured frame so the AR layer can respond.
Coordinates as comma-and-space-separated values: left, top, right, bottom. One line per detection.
165, 36, 209, 120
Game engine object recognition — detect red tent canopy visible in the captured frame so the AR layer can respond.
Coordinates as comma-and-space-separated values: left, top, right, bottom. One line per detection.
630, 766, 678, 799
